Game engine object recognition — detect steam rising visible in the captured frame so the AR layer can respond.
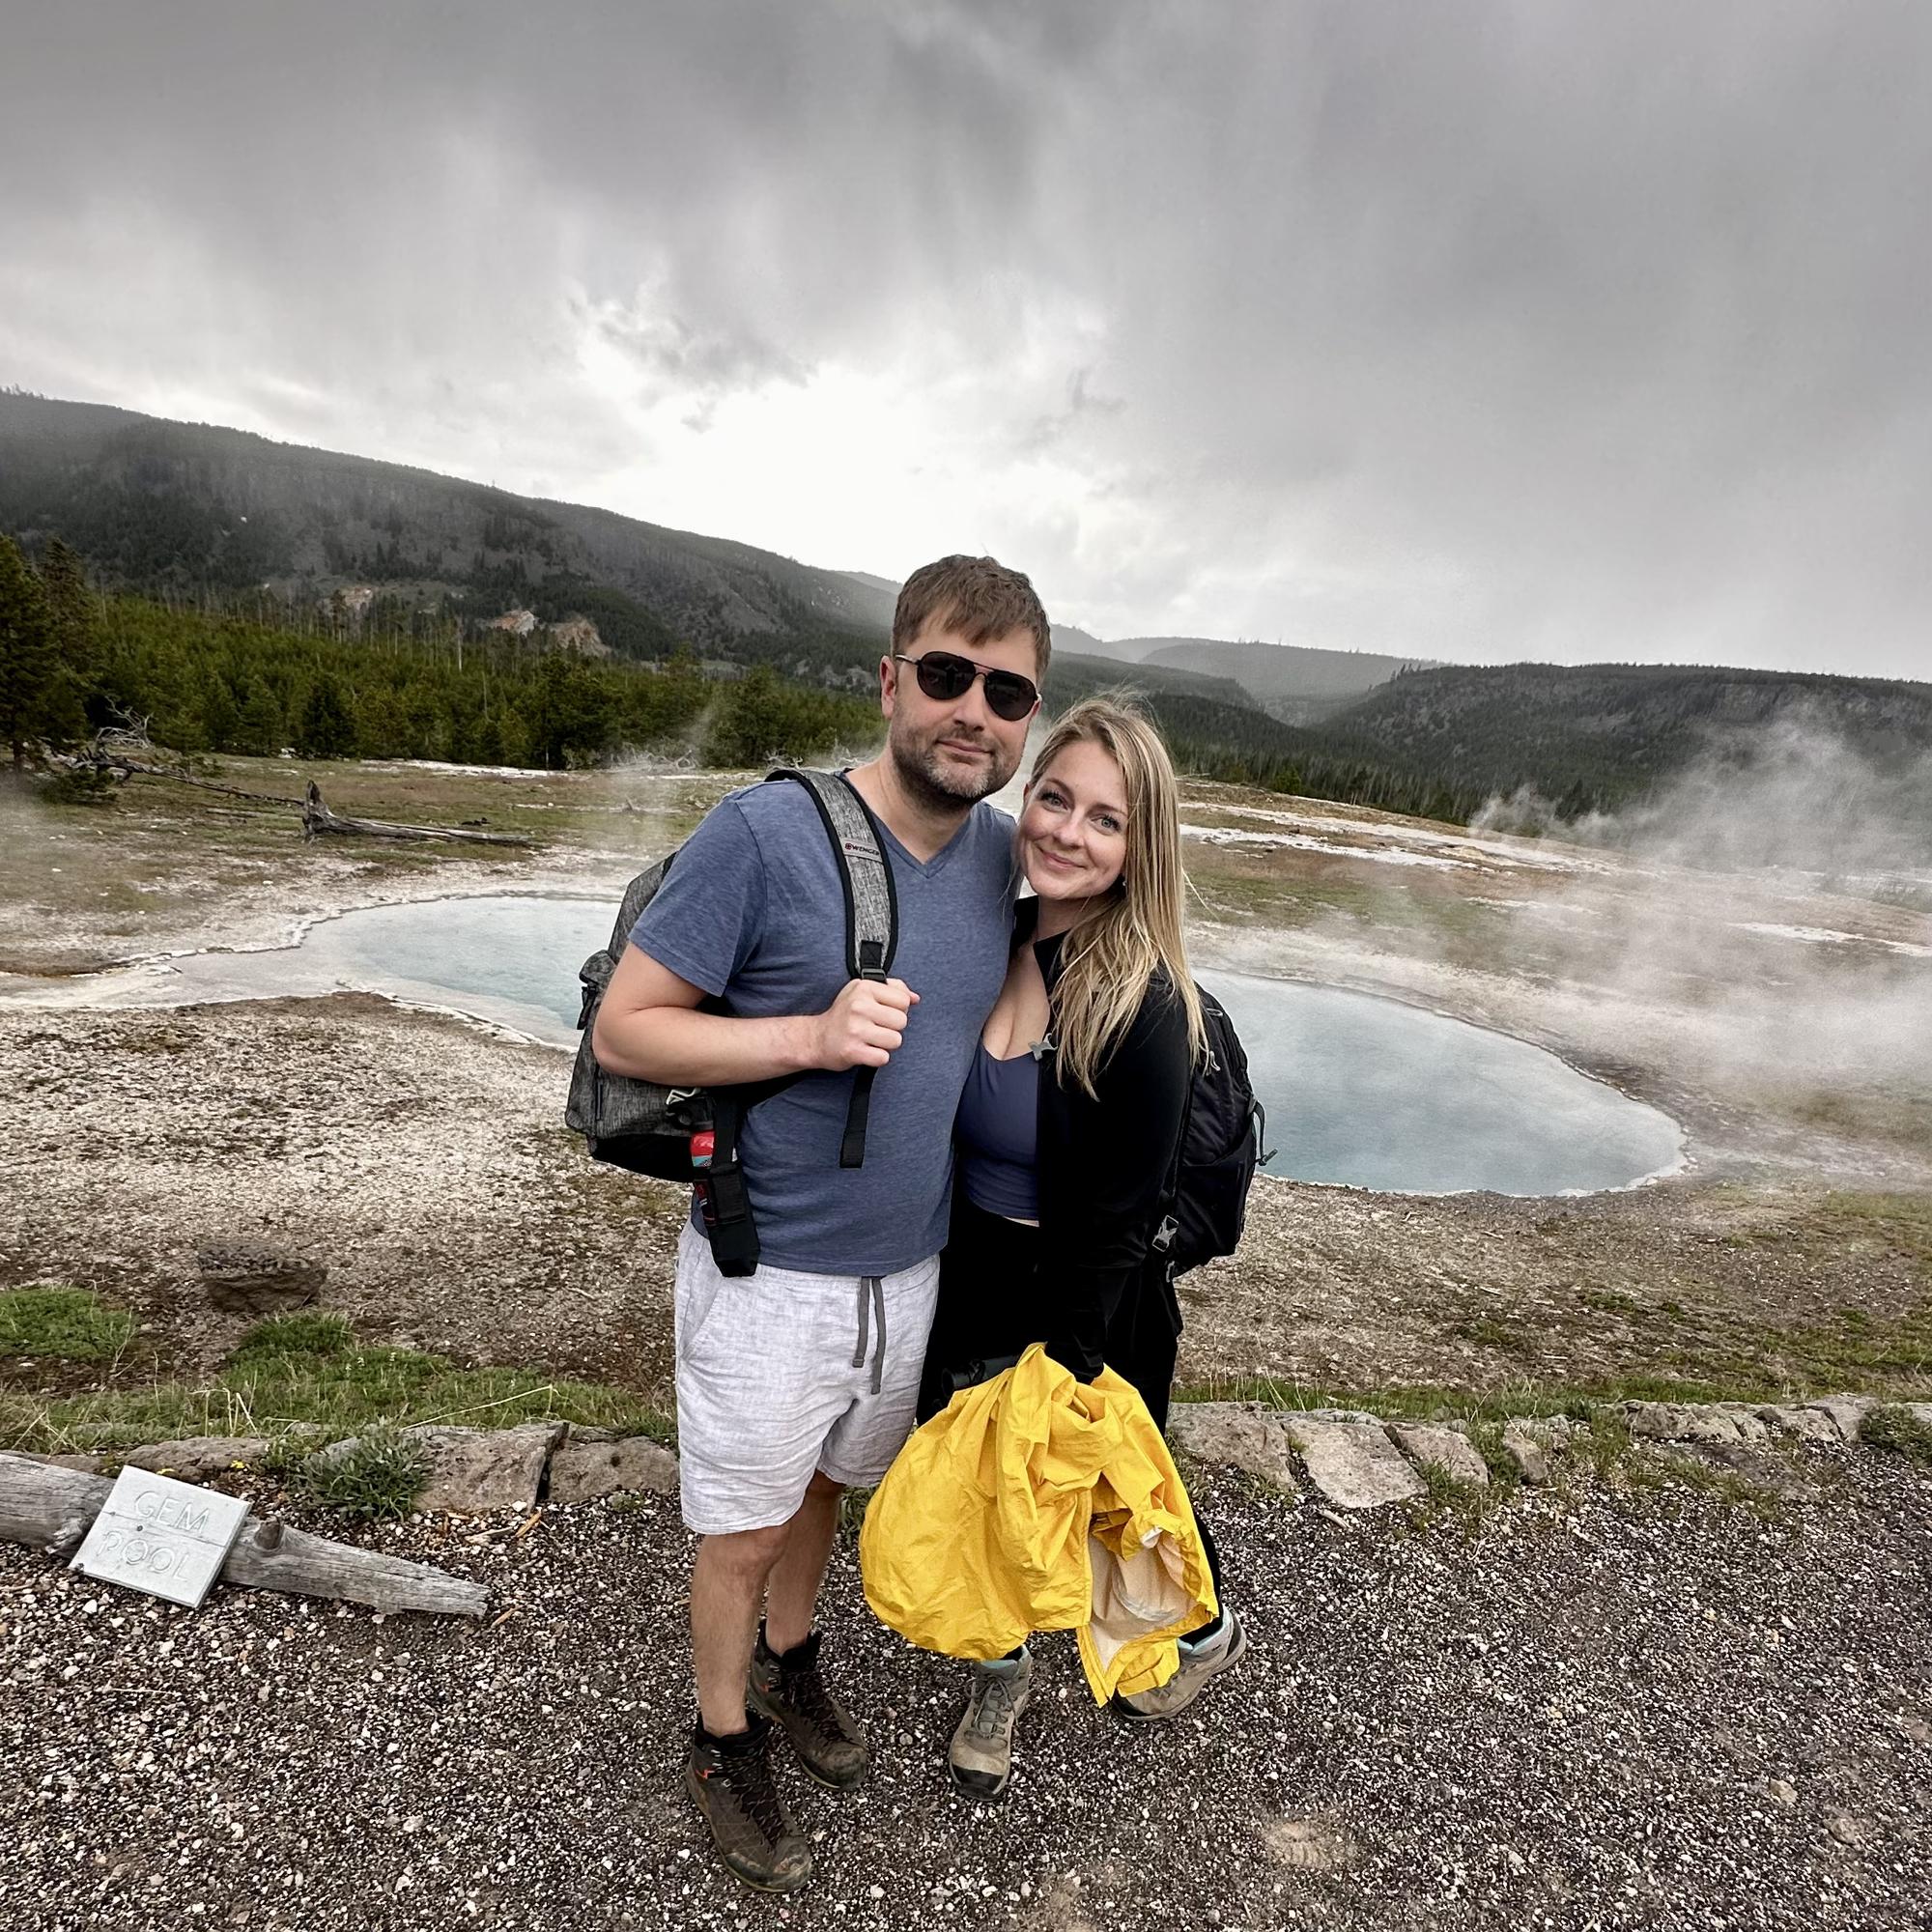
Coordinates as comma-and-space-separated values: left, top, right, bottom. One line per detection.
1471, 723, 1932, 1125
1195, 720, 1932, 1170
1472, 715, 1932, 891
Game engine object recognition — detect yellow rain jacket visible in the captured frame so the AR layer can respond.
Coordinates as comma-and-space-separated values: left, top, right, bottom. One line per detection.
859, 1345, 1217, 1702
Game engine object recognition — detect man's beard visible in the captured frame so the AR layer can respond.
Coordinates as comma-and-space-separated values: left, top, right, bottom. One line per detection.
888, 719, 1018, 810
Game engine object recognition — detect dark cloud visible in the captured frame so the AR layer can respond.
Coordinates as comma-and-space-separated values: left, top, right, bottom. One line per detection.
2, 2, 1927, 678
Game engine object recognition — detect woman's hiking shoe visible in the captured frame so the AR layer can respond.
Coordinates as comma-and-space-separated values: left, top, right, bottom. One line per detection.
685, 1714, 812, 1894
947, 1648, 1032, 1801
748, 1629, 869, 1790
1110, 1609, 1248, 1722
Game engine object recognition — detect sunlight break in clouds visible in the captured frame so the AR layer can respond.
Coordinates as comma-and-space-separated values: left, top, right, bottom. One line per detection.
568, 282, 1137, 579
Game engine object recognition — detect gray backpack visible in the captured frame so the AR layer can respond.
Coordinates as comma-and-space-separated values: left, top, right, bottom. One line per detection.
565, 768, 897, 1274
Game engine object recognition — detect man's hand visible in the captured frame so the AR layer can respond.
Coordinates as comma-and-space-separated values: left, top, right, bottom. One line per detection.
811, 978, 920, 1070
593, 945, 922, 1087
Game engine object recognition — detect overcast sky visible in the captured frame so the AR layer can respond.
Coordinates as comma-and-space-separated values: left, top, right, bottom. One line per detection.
3, 2, 1928, 679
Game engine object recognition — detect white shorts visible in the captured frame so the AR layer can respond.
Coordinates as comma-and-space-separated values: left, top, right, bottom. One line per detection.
672, 1223, 941, 1536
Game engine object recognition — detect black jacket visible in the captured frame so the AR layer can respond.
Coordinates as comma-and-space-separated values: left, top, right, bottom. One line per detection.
1029, 906, 1192, 1385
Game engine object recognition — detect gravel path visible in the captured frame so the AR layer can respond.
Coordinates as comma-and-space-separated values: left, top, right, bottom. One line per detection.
5, 1454, 1930, 1931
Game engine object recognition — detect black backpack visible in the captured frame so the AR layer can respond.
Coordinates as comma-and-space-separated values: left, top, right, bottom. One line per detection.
1150, 984, 1271, 1277
565, 767, 897, 1277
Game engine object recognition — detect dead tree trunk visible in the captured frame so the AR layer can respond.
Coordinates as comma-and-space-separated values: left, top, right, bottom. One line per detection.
301, 781, 532, 847
0, 1455, 488, 1618
49, 751, 534, 850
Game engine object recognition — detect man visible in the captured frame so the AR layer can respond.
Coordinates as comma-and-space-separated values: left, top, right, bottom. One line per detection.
592, 555, 1048, 1893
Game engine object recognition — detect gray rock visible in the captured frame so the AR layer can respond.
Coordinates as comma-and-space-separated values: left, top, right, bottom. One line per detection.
119, 1436, 271, 1480
1804, 1396, 1876, 1443
548, 1432, 679, 1503
196, 1242, 326, 1314
1501, 1422, 1553, 1484
407, 1423, 565, 1515
1499, 1418, 1585, 1484
1627, 1402, 1744, 1445
1753, 1405, 1843, 1443
1279, 1415, 1424, 1510
1389, 1423, 1491, 1488
1166, 1403, 1303, 1498
1715, 1404, 1773, 1443
16, 1452, 106, 1475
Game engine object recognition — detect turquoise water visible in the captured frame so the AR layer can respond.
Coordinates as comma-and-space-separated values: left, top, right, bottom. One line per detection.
236, 895, 1683, 1197
1197, 970, 1682, 1196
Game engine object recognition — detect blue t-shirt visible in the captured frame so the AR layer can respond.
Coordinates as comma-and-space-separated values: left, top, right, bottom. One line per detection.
629, 779, 1015, 1275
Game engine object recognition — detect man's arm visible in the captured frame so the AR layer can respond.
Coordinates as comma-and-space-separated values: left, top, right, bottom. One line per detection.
591, 942, 920, 1087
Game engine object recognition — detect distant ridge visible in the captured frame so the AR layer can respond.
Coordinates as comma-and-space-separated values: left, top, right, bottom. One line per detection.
8, 392, 1925, 827
1133, 636, 1437, 699
0, 392, 899, 649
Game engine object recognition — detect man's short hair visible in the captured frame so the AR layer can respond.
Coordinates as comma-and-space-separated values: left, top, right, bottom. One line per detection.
893, 555, 1051, 679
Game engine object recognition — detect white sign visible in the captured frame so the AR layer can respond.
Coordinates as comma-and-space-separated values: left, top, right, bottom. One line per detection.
71, 1468, 251, 1608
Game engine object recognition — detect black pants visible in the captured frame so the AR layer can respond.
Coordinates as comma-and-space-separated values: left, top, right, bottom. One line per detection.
921, 1198, 1184, 1425
920, 1197, 1225, 1627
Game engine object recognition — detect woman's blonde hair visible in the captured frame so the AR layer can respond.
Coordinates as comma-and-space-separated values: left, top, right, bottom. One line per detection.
1030, 695, 1205, 1095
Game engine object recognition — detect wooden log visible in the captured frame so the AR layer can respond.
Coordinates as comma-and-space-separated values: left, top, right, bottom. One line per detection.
74, 754, 304, 809
55, 753, 533, 850
0, 1454, 487, 1618
302, 781, 532, 847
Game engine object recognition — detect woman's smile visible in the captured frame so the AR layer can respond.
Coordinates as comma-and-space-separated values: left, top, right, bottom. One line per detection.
1018, 739, 1130, 911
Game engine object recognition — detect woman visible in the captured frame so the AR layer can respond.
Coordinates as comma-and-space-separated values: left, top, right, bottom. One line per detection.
918, 695, 1244, 1802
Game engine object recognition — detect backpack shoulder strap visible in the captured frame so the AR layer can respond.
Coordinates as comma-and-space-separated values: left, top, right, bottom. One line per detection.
764, 768, 898, 980
763, 768, 899, 1168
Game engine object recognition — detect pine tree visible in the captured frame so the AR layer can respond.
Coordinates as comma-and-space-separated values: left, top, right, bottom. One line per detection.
197, 671, 240, 753
39, 537, 96, 680
0, 535, 58, 765
235, 680, 287, 757
297, 674, 357, 758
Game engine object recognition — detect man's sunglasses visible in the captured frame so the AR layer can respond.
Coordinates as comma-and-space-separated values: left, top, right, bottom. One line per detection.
893, 650, 1040, 724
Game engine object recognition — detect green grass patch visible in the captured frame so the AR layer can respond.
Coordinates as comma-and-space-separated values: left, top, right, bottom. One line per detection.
0, 1287, 135, 1362
1579, 1289, 1641, 1317
227, 1311, 356, 1362
1863, 1404, 1932, 1465
1449, 1317, 1533, 1352
294, 1425, 429, 1520
1462, 1420, 1524, 1492
1397, 1457, 1497, 1534
0, 1321, 670, 1456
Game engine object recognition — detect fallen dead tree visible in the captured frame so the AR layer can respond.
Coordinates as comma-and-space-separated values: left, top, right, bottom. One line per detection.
0, 1453, 489, 1618
300, 780, 532, 846
47, 744, 534, 848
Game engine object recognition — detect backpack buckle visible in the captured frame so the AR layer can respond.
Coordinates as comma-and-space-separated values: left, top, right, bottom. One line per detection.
1151, 1214, 1179, 1253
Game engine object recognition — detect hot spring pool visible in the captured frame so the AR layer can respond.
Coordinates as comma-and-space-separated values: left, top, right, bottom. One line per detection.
167, 895, 1683, 1196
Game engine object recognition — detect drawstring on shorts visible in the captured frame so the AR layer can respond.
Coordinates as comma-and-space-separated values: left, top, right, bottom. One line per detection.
851, 1274, 887, 1394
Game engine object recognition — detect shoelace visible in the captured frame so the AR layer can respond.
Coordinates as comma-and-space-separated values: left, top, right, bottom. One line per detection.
717, 1747, 789, 1845
781, 1660, 845, 1738
966, 1672, 1019, 1743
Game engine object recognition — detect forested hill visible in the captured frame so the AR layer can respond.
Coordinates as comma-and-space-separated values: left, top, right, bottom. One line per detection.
8, 392, 1927, 825
0, 392, 896, 649
1315, 661, 1932, 811
1132, 636, 1432, 699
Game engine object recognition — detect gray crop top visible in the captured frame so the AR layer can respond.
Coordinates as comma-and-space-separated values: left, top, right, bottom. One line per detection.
954, 1043, 1040, 1221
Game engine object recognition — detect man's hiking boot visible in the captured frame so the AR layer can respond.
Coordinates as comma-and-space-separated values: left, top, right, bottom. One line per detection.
685, 1714, 812, 1894
947, 1648, 1032, 1801
748, 1628, 869, 1790
1111, 1609, 1248, 1722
